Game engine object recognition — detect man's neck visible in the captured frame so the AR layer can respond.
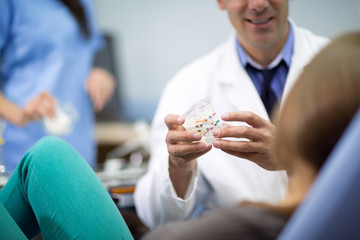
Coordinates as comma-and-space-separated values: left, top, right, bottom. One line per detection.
238, 25, 289, 67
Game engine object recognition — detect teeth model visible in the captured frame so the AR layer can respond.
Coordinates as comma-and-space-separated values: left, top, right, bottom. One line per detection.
183, 98, 221, 145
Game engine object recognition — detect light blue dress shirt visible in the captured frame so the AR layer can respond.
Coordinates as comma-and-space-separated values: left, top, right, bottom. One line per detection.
236, 22, 294, 100
0, 0, 103, 172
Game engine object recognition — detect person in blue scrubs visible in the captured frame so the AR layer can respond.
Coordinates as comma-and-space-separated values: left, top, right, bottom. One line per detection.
0, 0, 115, 173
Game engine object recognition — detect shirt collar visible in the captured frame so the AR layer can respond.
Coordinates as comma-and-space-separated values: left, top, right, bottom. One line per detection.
236, 20, 294, 70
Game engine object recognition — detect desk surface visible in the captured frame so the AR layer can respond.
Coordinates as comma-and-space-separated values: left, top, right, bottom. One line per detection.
95, 122, 136, 145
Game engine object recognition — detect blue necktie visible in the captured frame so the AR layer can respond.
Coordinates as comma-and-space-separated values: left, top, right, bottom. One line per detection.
247, 62, 283, 116
261, 68, 277, 116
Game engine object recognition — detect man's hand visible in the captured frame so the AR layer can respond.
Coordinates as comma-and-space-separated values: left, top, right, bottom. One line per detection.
212, 111, 280, 170
165, 114, 212, 197
86, 67, 115, 112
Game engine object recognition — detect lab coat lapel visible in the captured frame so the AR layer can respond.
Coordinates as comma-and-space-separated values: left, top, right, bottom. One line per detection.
282, 22, 306, 102
282, 20, 321, 103
214, 36, 269, 120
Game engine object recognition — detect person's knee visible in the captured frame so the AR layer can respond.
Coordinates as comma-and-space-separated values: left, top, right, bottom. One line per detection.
35, 136, 69, 149
32, 136, 73, 156
15, 136, 76, 186
21, 136, 77, 170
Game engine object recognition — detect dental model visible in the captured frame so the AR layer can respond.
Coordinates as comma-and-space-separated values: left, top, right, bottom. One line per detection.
183, 98, 221, 145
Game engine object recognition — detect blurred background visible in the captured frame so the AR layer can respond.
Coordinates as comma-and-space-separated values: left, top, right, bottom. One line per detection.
0, 2, 359, 238
93, 0, 360, 123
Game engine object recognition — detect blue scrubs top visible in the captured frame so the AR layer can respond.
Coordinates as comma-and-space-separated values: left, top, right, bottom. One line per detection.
0, 0, 103, 172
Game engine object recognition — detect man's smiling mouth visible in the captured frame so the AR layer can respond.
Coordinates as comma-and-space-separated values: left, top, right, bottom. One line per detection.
248, 17, 273, 25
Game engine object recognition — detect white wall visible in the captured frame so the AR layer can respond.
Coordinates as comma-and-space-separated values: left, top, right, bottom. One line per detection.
290, 0, 360, 38
93, 0, 360, 122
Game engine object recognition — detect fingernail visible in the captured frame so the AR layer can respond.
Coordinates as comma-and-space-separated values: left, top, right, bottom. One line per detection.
193, 132, 201, 140
198, 143, 206, 150
222, 113, 229, 120
213, 140, 220, 148
213, 129, 220, 137
177, 117, 183, 124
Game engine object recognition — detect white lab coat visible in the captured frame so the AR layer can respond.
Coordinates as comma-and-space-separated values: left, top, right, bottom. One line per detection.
134, 20, 329, 229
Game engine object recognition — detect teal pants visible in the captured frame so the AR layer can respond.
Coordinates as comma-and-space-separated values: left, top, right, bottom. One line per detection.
0, 137, 133, 240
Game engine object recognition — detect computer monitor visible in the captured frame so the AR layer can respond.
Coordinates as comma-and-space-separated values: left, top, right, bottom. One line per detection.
93, 33, 124, 122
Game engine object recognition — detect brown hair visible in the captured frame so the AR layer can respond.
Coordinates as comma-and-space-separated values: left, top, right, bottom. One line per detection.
275, 32, 360, 173
59, 0, 90, 39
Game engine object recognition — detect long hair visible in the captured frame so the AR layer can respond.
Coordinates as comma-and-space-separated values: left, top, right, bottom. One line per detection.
59, 0, 90, 39
275, 32, 360, 173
